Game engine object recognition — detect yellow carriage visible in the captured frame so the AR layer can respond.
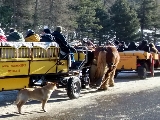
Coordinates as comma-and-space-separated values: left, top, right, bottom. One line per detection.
0, 42, 88, 99
116, 50, 159, 79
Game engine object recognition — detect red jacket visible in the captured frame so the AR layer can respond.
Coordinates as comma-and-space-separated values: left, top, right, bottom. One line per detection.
0, 34, 7, 42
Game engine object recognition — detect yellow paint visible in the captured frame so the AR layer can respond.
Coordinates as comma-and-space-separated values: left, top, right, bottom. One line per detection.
32, 47, 59, 60
0, 47, 32, 61
0, 77, 29, 91
117, 56, 137, 70
119, 51, 150, 59
151, 53, 159, 60
30, 61, 57, 74
0, 61, 29, 77
74, 52, 85, 61
57, 60, 68, 73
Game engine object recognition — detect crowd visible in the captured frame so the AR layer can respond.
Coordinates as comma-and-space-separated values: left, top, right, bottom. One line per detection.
0, 26, 159, 54
114, 40, 159, 53
0, 26, 77, 57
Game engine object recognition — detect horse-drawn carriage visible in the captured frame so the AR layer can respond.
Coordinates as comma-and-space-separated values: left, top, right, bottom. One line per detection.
116, 50, 159, 79
0, 42, 120, 99
0, 42, 92, 99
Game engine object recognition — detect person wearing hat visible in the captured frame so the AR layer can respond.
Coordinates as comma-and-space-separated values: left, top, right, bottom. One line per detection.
40, 28, 54, 42
0, 28, 7, 42
52, 26, 76, 55
7, 28, 24, 42
25, 29, 40, 42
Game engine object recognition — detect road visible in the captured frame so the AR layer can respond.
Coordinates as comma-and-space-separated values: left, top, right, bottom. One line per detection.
1, 72, 160, 120
39, 88, 160, 120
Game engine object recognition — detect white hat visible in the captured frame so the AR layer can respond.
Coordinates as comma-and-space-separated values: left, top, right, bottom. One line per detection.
0, 28, 4, 35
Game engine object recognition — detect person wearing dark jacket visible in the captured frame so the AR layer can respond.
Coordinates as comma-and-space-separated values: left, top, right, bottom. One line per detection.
52, 26, 76, 54
137, 40, 150, 52
40, 28, 54, 42
7, 28, 24, 42
127, 41, 138, 51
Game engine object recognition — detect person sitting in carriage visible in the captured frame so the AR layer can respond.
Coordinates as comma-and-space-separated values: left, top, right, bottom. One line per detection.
7, 28, 24, 42
25, 29, 41, 42
114, 40, 120, 48
127, 41, 138, 51
51, 26, 76, 59
137, 40, 150, 52
0, 28, 7, 42
40, 28, 54, 42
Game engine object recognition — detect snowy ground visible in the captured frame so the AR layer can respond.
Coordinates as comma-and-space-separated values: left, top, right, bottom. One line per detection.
0, 71, 160, 120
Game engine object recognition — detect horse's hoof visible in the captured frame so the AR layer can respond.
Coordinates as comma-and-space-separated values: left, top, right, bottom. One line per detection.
43, 110, 47, 112
109, 84, 114, 87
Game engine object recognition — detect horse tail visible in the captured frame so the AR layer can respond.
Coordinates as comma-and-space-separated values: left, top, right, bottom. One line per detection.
94, 51, 107, 80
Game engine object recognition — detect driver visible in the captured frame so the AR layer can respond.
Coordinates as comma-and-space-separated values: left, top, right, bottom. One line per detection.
52, 26, 76, 58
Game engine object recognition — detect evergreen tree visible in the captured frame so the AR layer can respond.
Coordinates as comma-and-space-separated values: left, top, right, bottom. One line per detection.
95, 7, 113, 44
0, 5, 13, 28
75, 0, 102, 39
137, 0, 159, 38
109, 0, 140, 43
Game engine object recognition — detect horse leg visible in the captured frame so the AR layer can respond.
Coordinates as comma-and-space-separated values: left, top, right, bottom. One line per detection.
108, 67, 116, 87
99, 66, 116, 90
99, 71, 111, 90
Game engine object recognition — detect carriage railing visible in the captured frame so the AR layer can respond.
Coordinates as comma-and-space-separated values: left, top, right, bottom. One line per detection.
32, 42, 59, 60
0, 42, 60, 61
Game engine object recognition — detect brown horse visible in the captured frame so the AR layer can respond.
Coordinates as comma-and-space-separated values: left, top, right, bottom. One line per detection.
90, 46, 120, 90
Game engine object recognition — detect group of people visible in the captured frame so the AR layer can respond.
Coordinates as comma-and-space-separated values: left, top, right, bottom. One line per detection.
114, 40, 159, 53
0, 26, 77, 57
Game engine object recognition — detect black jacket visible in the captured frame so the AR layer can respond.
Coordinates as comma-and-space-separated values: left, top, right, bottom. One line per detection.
40, 34, 53, 42
137, 44, 150, 52
127, 42, 138, 51
7, 32, 25, 42
52, 31, 76, 53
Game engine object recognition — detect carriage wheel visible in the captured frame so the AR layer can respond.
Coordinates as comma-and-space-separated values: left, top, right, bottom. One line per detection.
137, 66, 147, 79
67, 76, 81, 99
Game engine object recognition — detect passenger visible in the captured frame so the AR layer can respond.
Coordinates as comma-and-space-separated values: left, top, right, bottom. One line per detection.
52, 26, 76, 55
0, 28, 7, 42
7, 28, 24, 42
137, 40, 150, 52
149, 43, 158, 53
114, 40, 119, 45
83, 39, 95, 50
40, 28, 54, 42
127, 41, 138, 51
25, 29, 40, 42
117, 41, 127, 52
